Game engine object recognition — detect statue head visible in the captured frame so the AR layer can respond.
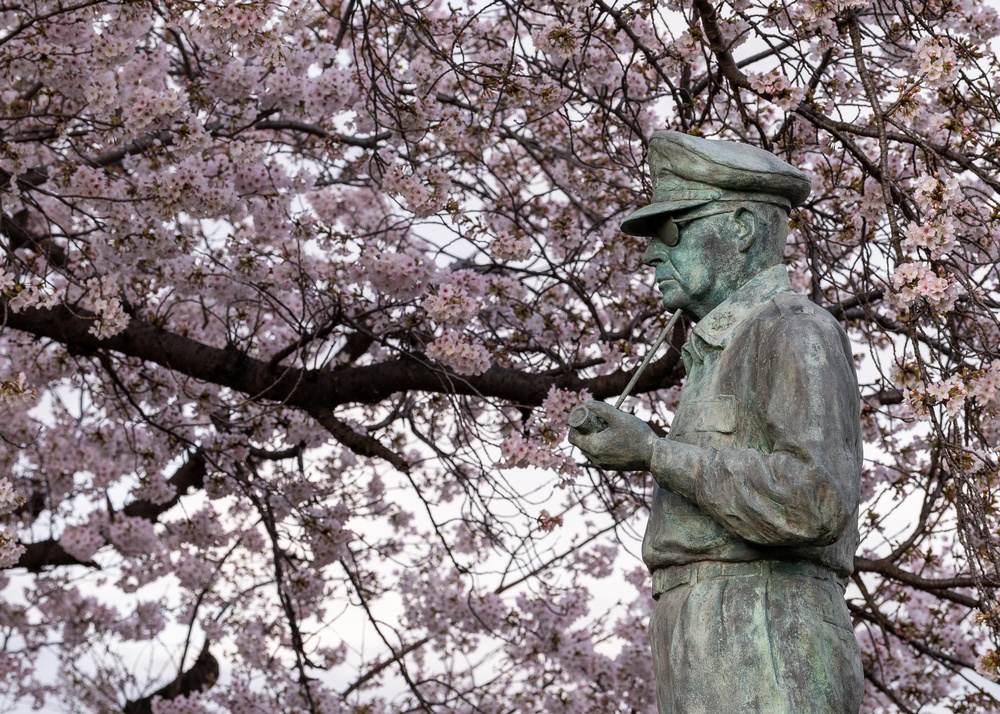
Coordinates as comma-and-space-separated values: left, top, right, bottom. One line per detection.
622, 132, 811, 319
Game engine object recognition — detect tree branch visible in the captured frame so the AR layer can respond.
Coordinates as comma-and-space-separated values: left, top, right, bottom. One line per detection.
2, 299, 684, 421
11, 452, 206, 572
122, 641, 219, 714
854, 556, 983, 609
254, 119, 389, 148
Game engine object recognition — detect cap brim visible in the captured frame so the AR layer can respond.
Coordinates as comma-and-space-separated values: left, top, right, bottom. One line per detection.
619, 199, 710, 237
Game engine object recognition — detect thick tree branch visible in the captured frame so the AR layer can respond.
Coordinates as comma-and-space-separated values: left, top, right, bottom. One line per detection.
854, 556, 983, 609
2, 299, 684, 418
691, 0, 754, 93
123, 641, 219, 714
11, 452, 206, 572
123, 451, 207, 521
1, 209, 67, 267
14, 539, 96, 573
308, 406, 411, 473
254, 119, 390, 148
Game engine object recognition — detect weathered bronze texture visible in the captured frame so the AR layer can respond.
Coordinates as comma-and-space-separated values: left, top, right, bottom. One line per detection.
569, 131, 863, 713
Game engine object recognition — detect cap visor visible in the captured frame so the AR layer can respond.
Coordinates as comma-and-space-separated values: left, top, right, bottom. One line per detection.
620, 199, 711, 236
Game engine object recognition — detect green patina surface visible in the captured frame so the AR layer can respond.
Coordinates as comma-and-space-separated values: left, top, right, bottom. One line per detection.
569, 132, 864, 713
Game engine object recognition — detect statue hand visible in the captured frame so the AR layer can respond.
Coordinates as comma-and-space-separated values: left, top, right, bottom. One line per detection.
568, 401, 656, 471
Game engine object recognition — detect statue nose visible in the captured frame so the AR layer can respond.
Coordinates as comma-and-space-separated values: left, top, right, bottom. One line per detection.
642, 243, 664, 266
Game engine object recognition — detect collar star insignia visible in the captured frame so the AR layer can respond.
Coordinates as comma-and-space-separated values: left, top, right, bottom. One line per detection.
710, 311, 735, 331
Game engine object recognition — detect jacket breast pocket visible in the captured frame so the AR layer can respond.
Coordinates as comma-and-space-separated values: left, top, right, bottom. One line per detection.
690, 395, 737, 446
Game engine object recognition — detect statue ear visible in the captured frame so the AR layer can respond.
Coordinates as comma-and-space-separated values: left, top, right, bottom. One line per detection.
732, 207, 758, 253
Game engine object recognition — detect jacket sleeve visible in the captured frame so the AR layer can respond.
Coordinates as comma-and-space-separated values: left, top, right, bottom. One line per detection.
649, 310, 862, 546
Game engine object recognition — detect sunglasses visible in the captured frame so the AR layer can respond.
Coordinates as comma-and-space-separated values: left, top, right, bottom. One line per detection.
655, 207, 736, 247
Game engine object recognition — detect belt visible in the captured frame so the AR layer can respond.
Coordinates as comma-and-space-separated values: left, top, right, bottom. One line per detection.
651, 560, 838, 599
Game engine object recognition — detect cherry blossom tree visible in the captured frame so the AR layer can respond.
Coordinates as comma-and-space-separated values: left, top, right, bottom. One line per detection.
1, 0, 999, 711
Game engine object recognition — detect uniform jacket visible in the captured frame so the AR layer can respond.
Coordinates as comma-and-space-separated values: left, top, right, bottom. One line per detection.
643, 265, 862, 578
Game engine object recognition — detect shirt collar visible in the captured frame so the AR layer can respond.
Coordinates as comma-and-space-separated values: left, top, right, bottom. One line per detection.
691, 264, 794, 349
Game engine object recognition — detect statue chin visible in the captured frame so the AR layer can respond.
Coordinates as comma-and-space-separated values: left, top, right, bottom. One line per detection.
659, 294, 686, 315
656, 288, 677, 307
656, 282, 687, 312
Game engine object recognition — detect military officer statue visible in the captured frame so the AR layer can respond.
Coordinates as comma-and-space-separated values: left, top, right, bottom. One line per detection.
569, 132, 864, 713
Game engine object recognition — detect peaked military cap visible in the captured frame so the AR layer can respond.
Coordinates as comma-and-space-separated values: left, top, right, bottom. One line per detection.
620, 131, 812, 237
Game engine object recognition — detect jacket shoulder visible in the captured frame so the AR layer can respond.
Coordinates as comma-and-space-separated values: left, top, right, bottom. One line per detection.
771, 293, 847, 335
736, 292, 850, 348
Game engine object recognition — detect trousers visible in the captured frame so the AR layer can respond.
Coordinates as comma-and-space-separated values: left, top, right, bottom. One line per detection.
649, 560, 863, 714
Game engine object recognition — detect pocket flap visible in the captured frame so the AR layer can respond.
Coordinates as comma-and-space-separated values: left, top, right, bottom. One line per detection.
692, 395, 736, 433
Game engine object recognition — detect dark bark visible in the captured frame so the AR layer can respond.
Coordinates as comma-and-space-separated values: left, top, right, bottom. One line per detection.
2, 298, 685, 412
123, 642, 219, 714
12, 452, 206, 571
16, 539, 96, 573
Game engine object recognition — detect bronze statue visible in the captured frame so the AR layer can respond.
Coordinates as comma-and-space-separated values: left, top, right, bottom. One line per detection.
569, 131, 864, 713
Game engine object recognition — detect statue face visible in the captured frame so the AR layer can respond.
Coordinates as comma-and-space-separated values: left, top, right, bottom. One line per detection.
641, 211, 735, 319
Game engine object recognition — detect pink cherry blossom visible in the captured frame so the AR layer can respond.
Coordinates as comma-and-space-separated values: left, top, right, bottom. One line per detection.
425, 331, 491, 375
0, 0, 998, 712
